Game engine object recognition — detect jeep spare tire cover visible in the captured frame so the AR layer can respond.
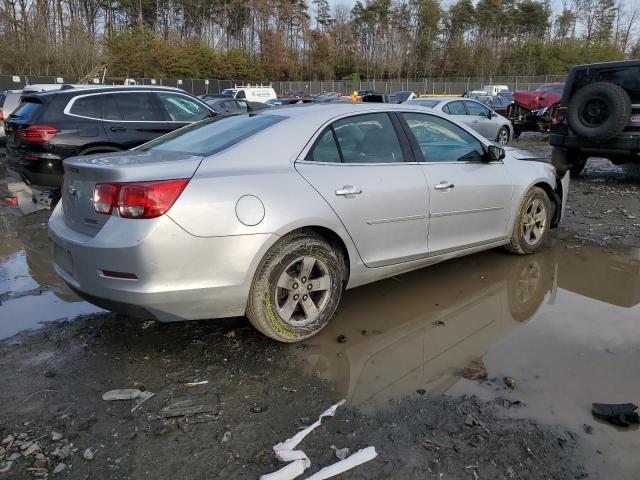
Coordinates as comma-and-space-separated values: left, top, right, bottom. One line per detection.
567, 82, 631, 141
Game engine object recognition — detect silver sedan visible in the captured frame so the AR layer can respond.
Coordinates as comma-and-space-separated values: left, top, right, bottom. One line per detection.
406, 97, 513, 144
49, 104, 568, 342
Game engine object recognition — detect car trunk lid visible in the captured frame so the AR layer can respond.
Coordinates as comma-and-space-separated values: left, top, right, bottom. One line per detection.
62, 150, 203, 236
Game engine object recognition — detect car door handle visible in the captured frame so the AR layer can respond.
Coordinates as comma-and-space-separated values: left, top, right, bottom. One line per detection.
110, 127, 126, 132
434, 182, 455, 190
472, 120, 480, 123
335, 186, 362, 196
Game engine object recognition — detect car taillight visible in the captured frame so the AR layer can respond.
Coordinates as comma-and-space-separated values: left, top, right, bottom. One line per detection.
93, 179, 189, 219
16, 125, 58, 143
552, 107, 566, 124
0, 111, 4, 122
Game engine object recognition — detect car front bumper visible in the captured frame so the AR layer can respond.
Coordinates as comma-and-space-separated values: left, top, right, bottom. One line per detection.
48, 203, 279, 321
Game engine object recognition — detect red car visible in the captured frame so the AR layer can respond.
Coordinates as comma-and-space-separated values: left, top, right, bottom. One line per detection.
507, 83, 565, 137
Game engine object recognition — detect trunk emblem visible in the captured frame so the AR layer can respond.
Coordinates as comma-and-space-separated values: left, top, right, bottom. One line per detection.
67, 185, 78, 197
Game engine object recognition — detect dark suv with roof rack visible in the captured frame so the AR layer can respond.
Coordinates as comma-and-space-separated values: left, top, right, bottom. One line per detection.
550, 60, 640, 177
4, 86, 214, 187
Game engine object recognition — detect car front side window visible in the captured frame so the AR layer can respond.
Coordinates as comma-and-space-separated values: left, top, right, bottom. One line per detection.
401, 112, 486, 163
157, 93, 210, 122
465, 101, 490, 117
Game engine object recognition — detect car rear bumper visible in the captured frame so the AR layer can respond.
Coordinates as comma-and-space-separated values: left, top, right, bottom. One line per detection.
550, 132, 640, 152
48, 203, 279, 321
5, 149, 64, 187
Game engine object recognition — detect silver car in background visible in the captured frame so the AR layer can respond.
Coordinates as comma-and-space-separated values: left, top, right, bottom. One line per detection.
406, 97, 513, 144
49, 104, 568, 342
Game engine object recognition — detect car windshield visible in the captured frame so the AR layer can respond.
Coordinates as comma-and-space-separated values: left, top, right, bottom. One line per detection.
137, 114, 284, 156
407, 99, 440, 108
221, 89, 237, 96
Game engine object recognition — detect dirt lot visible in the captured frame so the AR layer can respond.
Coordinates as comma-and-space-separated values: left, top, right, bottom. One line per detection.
1, 139, 639, 479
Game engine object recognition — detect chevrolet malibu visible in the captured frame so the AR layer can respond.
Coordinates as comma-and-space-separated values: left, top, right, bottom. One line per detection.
49, 104, 569, 342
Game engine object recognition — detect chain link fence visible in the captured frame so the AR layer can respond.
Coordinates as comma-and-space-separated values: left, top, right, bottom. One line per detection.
0, 74, 567, 96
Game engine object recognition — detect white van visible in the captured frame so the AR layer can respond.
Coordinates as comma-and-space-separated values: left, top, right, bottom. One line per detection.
221, 84, 277, 102
482, 85, 510, 96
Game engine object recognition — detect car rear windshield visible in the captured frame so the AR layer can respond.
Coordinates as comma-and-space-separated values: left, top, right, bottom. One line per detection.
408, 99, 440, 108
137, 114, 284, 156
10, 100, 43, 120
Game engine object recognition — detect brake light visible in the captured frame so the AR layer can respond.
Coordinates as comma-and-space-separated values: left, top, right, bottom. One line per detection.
552, 107, 567, 125
0, 111, 4, 122
16, 125, 58, 143
93, 179, 189, 219
4, 197, 18, 206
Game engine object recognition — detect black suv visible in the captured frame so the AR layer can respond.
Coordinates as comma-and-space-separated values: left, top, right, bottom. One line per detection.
550, 60, 640, 176
5, 86, 214, 187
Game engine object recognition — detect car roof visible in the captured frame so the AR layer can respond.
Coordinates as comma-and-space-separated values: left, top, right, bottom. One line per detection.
252, 102, 460, 123
33, 85, 188, 99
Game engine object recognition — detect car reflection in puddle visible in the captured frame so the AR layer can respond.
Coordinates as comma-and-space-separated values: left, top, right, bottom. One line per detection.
293, 243, 640, 479
0, 206, 102, 340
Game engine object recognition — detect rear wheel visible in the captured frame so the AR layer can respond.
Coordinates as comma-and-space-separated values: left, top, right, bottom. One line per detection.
496, 126, 510, 144
505, 186, 552, 255
246, 233, 345, 343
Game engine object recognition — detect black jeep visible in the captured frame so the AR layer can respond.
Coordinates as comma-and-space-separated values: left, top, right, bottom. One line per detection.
550, 60, 640, 176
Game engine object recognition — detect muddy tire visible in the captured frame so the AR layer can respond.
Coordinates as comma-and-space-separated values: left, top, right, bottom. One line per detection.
505, 187, 552, 255
495, 126, 510, 144
246, 233, 344, 343
567, 82, 631, 141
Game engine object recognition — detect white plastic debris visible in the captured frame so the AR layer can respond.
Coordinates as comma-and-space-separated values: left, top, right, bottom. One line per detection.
102, 389, 141, 401
259, 400, 346, 480
184, 381, 209, 387
259, 460, 306, 480
305, 447, 378, 480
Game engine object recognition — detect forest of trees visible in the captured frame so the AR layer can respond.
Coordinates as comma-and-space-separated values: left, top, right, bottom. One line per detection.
0, 0, 638, 81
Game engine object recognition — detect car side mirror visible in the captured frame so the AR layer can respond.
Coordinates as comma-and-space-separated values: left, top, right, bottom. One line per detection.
487, 145, 505, 161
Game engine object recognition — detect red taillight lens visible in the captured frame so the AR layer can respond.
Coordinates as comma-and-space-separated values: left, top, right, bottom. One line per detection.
0, 111, 4, 122
552, 107, 567, 125
16, 125, 58, 143
93, 179, 189, 219
4, 197, 18, 206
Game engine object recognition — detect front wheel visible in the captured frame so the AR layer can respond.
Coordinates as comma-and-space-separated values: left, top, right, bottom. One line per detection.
246, 233, 345, 343
496, 126, 510, 144
505, 186, 552, 255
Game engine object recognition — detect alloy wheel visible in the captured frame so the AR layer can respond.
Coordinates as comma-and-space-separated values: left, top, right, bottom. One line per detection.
522, 199, 547, 247
275, 256, 332, 327
497, 128, 509, 144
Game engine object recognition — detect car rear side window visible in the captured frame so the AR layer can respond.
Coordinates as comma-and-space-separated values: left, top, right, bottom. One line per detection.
102, 93, 161, 122
443, 101, 466, 115
137, 114, 284, 156
69, 95, 103, 119
331, 113, 404, 163
401, 112, 485, 163
307, 128, 341, 162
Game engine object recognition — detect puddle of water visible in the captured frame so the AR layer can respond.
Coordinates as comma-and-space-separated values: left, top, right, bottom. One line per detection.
293, 243, 640, 479
0, 205, 102, 340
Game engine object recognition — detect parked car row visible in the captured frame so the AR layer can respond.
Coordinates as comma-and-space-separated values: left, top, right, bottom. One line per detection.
2, 83, 520, 191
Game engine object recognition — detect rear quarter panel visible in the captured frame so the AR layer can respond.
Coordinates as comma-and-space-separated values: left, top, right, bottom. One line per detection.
166, 124, 361, 268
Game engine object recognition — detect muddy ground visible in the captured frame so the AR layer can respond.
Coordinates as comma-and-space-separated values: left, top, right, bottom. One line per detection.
1, 139, 639, 479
